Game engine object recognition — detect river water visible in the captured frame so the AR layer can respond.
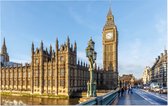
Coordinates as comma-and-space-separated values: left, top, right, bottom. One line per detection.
1, 95, 79, 105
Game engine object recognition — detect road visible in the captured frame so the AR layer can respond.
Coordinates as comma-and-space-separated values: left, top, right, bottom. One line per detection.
117, 88, 167, 105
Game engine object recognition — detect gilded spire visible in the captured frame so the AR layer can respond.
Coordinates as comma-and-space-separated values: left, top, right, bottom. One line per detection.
107, 7, 112, 17
106, 7, 113, 21
103, 7, 115, 30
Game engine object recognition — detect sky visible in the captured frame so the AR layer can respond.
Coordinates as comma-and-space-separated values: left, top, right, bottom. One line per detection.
0, 0, 167, 79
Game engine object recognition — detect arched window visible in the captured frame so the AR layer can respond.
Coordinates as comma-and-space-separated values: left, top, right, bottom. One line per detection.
6, 72, 8, 78
60, 69, 65, 77
60, 56, 64, 61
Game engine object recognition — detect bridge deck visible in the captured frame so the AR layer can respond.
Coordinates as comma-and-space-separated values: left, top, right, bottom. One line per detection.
117, 89, 151, 105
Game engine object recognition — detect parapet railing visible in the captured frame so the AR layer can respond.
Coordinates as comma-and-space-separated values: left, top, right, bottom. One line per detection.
78, 88, 119, 105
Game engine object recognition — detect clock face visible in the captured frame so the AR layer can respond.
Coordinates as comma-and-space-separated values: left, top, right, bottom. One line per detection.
106, 32, 113, 40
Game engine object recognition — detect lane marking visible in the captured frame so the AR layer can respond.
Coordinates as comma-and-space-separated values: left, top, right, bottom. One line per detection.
140, 89, 167, 102
134, 89, 160, 105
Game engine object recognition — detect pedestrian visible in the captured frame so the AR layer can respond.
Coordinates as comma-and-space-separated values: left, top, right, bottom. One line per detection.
118, 88, 121, 97
121, 87, 124, 96
130, 86, 133, 94
128, 86, 130, 94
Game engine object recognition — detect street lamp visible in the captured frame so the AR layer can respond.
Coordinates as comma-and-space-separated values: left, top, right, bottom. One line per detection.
86, 37, 97, 97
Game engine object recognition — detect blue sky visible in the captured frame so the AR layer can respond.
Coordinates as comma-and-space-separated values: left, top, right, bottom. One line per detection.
1, 0, 167, 79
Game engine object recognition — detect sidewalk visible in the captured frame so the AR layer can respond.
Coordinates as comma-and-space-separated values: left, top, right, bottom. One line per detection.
116, 89, 151, 105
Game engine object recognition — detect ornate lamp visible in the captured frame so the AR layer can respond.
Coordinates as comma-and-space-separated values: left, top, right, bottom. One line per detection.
86, 37, 97, 97
93, 51, 97, 61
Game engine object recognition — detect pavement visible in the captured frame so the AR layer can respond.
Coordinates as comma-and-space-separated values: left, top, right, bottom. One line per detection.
116, 88, 167, 105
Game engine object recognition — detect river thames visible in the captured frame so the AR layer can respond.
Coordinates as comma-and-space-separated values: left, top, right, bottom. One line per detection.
1, 95, 79, 105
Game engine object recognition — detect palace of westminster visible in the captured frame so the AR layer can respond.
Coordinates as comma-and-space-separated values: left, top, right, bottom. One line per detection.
0, 8, 119, 96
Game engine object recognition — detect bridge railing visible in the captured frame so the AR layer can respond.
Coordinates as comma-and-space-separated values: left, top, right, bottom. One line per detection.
78, 88, 120, 105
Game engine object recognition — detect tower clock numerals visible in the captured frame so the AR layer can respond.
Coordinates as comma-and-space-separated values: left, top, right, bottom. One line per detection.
106, 32, 113, 40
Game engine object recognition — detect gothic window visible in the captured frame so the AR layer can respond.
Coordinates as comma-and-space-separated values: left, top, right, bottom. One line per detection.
2, 73, 4, 78
28, 72, 30, 78
36, 70, 38, 77
19, 81, 22, 85
74, 69, 77, 77
60, 80, 65, 87
28, 80, 30, 85
23, 80, 25, 85
70, 80, 73, 87
60, 56, 64, 61
14, 80, 16, 85
15, 72, 17, 78
10, 72, 12, 78
35, 59, 38, 64
48, 80, 50, 86
70, 69, 72, 77
48, 70, 51, 77
74, 58, 76, 64
23, 72, 26, 77
60, 69, 65, 77
6, 72, 8, 78
35, 80, 38, 86
71, 57, 73, 64
53, 80, 55, 86
50, 70, 52, 76
44, 80, 46, 86
18, 72, 21, 78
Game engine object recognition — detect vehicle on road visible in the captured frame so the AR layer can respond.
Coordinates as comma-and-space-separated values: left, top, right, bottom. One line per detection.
143, 86, 150, 90
149, 82, 159, 92
153, 87, 160, 92
159, 87, 167, 94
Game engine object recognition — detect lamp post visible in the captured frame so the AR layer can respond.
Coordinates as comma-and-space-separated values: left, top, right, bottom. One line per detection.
86, 37, 97, 97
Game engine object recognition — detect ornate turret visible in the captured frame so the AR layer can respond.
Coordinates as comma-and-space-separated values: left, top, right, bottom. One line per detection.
56, 38, 59, 51
1, 37, 9, 62
1, 38, 7, 54
74, 41, 77, 52
67, 36, 70, 48
46, 47, 48, 54
50, 44, 52, 55
107, 7, 113, 21
32, 42, 34, 54
103, 7, 115, 30
40, 40, 43, 51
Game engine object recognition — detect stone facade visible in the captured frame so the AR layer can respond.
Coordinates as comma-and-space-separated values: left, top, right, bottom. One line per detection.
0, 8, 119, 96
150, 50, 167, 87
142, 66, 151, 85
119, 74, 135, 88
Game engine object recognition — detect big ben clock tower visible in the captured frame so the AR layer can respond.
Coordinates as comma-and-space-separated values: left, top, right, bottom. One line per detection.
103, 7, 118, 73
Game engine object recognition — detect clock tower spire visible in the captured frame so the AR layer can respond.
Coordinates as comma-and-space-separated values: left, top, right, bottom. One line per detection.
102, 7, 118, 73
